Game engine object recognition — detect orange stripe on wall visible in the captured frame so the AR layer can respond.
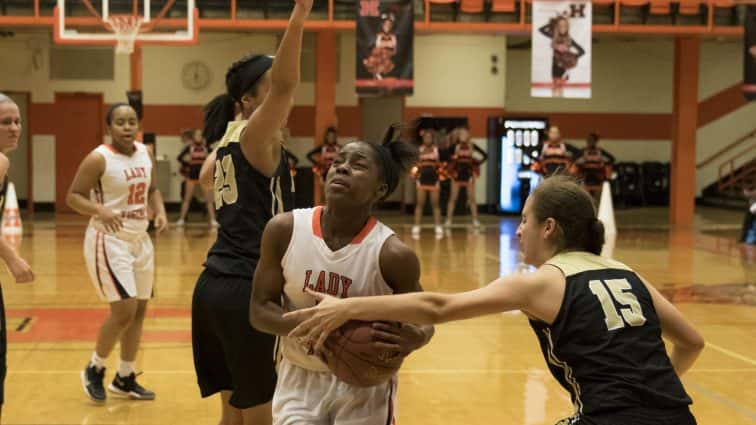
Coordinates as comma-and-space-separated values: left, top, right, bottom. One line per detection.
142, 105, 204, 136
697, 82, 747, 127
34, 101, 744, 142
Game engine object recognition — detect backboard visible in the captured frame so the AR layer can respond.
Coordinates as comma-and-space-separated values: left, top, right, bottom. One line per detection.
54, 0, 198, 54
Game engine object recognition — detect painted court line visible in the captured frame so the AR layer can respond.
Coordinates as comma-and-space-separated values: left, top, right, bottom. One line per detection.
686, 381, 756, 422
706, 342, 756, 367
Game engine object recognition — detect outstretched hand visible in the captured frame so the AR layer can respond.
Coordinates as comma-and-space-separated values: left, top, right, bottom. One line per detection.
285, 288, 352, 354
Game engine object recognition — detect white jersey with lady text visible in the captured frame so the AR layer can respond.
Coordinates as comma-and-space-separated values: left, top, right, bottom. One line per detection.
89, 142, 152, 239
280, 207, 395, 372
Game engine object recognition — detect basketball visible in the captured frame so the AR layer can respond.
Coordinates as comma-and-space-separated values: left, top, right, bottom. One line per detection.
321, 320, 404, 388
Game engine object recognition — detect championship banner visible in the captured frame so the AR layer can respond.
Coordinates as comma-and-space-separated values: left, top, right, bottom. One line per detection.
356, 0, 413, 96
744, 5, 756, 101
531, 0, 592, 98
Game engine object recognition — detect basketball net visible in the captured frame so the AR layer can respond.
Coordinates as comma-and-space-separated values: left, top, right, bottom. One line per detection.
105, 15, 143, 54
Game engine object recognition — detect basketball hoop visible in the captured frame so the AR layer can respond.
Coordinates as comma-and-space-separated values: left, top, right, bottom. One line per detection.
105, 15, 143, 54
54, 0, 198, 52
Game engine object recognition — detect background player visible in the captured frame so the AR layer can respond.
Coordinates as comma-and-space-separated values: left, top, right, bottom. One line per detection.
250, 126, 434, 425
0, 93, 35, 421
288, 176, 704, 425
66, 103, 167, 403
190, 1, 311, 424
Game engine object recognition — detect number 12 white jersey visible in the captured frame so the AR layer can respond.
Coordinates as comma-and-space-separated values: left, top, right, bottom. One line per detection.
89, 142, 152, 238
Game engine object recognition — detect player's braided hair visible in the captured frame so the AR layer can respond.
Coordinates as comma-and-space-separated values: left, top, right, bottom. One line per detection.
364, 123, 419, 200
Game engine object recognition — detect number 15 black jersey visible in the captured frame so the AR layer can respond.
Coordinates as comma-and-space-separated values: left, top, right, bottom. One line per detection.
529, 252, 692, 418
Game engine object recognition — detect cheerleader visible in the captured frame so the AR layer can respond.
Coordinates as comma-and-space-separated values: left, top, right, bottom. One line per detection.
445, 126, 487, 229
572, 133, 615, 204
362, 12, 397, 80
539, 16, 585, 97
176, 129, 216, 228
306, 127, 340, 205
532, 126, 577, 178
411, 129, 444, 239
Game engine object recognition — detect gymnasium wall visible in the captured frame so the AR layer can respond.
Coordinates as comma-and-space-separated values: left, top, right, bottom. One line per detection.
0, 31, 750, 204
506, 37, 754, 195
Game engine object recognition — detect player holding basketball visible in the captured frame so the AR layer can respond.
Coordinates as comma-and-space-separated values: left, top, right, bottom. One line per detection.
250, 125, 435, 425
288, 176, 704, 425
0, 93, 35, 420
190, 1, 310, 425
67, 103, 167, 403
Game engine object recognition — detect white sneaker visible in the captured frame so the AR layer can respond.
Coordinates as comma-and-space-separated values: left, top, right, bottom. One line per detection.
411, 225, 421, 239
210, 220, 219, 229
472, 219, 481, 228
444, 219, 452, 228
434, 226, 444, 239
175, 219, 185, 227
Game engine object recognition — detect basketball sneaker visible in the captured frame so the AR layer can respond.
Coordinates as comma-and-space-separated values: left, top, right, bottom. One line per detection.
81, 364, 106, 403
435, 225, 444, 239
411, 225, 421, 239
108, 372, 156, 400
175, 219, 185, 227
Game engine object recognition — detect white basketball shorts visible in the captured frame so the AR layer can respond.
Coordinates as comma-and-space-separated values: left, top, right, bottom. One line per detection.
84, 226, 154, 303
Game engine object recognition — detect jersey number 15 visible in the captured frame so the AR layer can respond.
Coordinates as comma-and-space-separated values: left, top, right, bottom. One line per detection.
589, 279, 647, 331
214, 155, 238, 208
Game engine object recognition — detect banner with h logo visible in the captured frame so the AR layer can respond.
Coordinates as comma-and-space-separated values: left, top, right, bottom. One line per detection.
531, 0, 592, 98
745, 5, 756, 101
356, 0, 414, 96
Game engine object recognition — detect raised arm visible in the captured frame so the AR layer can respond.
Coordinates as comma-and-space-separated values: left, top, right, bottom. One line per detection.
240, 0, 313, 177
539, 22, 553, 39
249, 212, 302, 336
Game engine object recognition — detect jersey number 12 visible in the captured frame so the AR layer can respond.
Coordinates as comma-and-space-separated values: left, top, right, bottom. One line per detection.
214, 155, 238, 208
589, 279, 647, 331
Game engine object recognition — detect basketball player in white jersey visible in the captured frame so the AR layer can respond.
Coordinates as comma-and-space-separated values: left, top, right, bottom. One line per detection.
251, 126, 435, 425
66, 103, 167, 403
0, 93, 35, 421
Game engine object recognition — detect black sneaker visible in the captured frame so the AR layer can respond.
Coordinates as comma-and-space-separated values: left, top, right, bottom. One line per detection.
108, 372, 156, 400
81, 364, 106, 403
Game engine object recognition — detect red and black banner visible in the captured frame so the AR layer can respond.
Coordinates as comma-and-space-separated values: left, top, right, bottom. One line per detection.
745, 5, 756, 100
356, 0, 413, 96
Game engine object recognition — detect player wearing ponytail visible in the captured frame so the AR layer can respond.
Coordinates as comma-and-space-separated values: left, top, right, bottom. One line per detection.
250, 124, 434, 425
287, 176, 704, 425
191, 1, 313, 424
